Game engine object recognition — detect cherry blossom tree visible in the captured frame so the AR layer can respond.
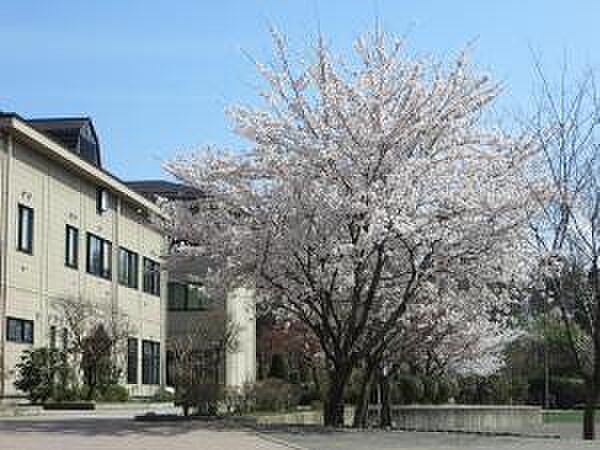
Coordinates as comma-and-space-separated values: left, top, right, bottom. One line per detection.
352, 282, 520, 427
163, 27, 535, 426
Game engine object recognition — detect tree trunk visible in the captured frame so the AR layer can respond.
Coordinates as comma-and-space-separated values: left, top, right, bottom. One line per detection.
311, 364, 321, 396
353, 365, 376, 428
323, 369, 349, 427
379, 370, 392, 428
84, 367, 96, 401
583, 381, 599, 440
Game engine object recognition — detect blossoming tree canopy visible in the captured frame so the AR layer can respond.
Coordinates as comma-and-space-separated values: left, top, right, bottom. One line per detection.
163, 28, 535, 426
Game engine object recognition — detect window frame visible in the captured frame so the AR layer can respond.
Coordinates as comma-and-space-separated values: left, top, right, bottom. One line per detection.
17, 204, 34, 254
65, 225, 79, 269
6, 317, 34, 344
118, 247, 139, 289
127, 337, 139, 384
142, 340, 160, 385
96, 187, 110, 214
167, 282, 207, 311
143, 258, 161, 297
49, 325, 57, 349
86, 233, 112, 280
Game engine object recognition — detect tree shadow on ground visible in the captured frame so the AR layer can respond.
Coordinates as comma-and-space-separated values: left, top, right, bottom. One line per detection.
0, 417, 248, 438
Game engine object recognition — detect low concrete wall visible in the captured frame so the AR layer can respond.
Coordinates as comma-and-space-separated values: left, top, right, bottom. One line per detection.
0, 402, 175, 417
367, 405, 542, 432
255, 407, 354, 426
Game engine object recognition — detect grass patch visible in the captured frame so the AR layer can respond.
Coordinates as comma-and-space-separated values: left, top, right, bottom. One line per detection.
543, 410, 600, 423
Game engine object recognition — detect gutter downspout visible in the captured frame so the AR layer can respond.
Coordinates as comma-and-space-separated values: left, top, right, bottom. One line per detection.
0, 132, 13, 398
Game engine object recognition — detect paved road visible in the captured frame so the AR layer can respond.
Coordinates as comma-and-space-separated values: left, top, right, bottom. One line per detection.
266, 429, 600, 450
0, 417, 288, 450
1, 415, 599, 450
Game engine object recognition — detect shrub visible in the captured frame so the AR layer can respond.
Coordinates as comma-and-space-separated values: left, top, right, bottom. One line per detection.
151, 387, 175, 402
14, 348, 62, 403
53, 384, 81, 402
393, 375, 424, 405
78, 384, 98, 401
298, 382, 322, 406
175, 382, 223, 416
528, 376, 586, 409
99, 384, 129, 402
223, 383, 255, 415
268, 354, 288, 380
456, 374, 513, 405
253, 378, 300, 412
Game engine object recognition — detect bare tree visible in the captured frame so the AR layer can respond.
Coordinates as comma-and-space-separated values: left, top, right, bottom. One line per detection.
51, 297, 133, 399
527, 60, 600, 440
168, 308, 239, 416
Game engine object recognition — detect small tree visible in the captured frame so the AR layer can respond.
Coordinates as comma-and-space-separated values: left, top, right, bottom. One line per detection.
168, 308, 239, 416
81, 325, 120, 400
51, 297, 133, 399
14, 348, 62, 403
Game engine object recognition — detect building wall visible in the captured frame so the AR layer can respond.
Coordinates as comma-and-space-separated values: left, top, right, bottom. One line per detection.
166, 287, 257, 389
225, 287, 256, 388
0, 133, 167, 397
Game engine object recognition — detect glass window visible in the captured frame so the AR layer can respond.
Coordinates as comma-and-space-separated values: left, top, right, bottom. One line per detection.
119, 247, 139, 289
127, 338, 138, 384
86, 233, 112, 279
7, 318, 19, 342
17, 204, 34, 254
167, 282, 208, 311
96, 187, 110, 214
49, 325, 57, 349
23, 321, 33, 343
168, 283, 187, 310
143, 258, 161, 296
6, 317, 34, 344
187, 285, 206, 310
65, 225, 79, 268
101, 240, 112, 278
142, 340, 160, 385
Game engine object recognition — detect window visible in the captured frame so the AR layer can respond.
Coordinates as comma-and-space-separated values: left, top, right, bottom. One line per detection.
187, 285, 206, 310
96, 187, 110, 214
7, 317, 33, 344
86, 233, 112, 279
168, 282, 187, 310
119, 247, 139, 289
49, 325, 57, 349
127, 338, 139, 384
65, 225, 79, 268
142, 340, 160, 385
168, 282, 208, 311
143, 258, 161, 296
17, 204, 33, 254
62, 327, 69, 351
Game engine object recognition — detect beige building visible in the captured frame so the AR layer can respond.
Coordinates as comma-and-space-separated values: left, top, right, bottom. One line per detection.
125, 181, 257, 389
0, 114, 167, 398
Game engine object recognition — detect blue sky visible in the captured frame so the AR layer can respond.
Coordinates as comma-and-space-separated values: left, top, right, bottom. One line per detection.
1, 1, 599, 180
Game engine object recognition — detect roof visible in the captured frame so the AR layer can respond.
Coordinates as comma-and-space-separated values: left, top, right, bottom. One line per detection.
27, 117, 101, 167
126, 180, 203, 202
0, 112, 165, 218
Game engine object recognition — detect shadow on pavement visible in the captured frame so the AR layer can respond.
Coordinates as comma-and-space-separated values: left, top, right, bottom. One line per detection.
0, 417, 246, 438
